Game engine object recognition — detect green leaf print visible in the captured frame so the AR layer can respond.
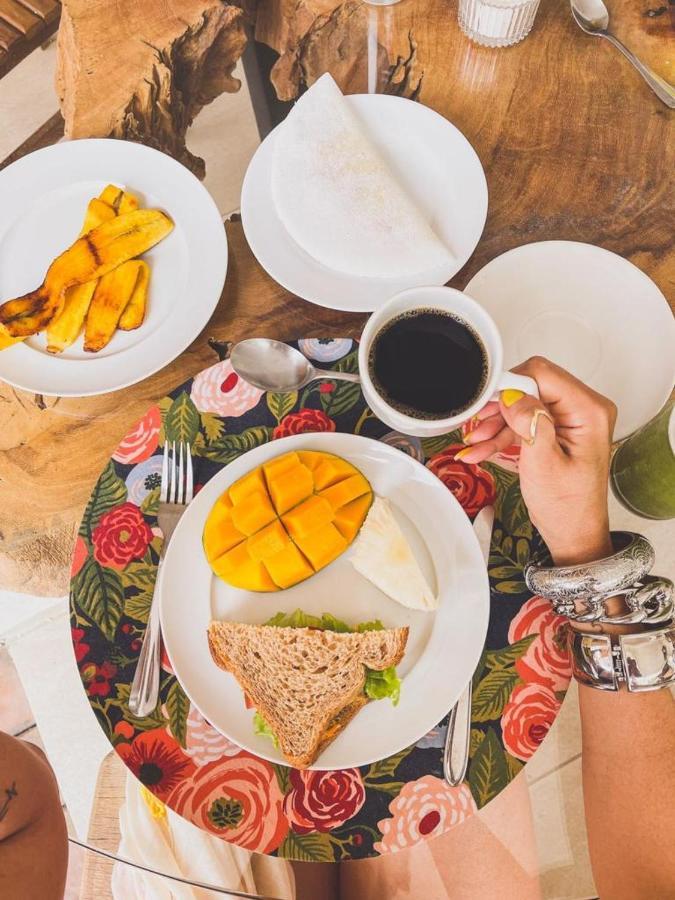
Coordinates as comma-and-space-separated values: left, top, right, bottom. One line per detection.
267, 392, 298, 422
73, 557, 124, 641
167, 680, 190, 748
469, 727, 509, 807
278, 830, 335, 862
164, 391, 201, 445
199, 426, 273, 464
79, 462, 127, 538
471, 668, 521, 722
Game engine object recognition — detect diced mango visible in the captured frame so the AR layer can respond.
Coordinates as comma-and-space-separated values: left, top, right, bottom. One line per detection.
202, 449, 373, 592
319, 474, 370, 511
229, 468, 268, 505
297, 523, 347, 570
247, 520, 290, 562
282, 495, 334, 540
264, 543, 314, 589
211, 543, 277, 592
267, 463, 313, 515
231, 490, 277, 536
334, 494, 373, 542
312, 456, 358, 491
263, 452, 301, 481
297, 450, 323, 471
203, 497, 243, 562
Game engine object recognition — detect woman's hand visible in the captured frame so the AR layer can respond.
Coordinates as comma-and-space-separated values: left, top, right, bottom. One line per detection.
458, 357, 616, 566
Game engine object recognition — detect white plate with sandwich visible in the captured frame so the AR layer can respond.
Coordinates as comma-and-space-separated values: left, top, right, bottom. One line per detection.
241, 74, 488, 312
160, 432, 490, 770
0, 139, 227, 397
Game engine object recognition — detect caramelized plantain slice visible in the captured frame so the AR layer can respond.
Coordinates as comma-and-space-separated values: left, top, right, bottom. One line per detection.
0, 209, 173, 337
46, 198, 117, 354
0, 323, 21, 350
118, 260, 149, 331
84, 260, 143, 352
98, 185, 139, 215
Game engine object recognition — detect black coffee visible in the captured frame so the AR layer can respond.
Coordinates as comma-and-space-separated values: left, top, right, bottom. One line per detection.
368, 308, 488, 419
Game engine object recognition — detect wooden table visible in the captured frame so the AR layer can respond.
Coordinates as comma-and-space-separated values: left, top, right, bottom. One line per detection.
1, 0, 673, 595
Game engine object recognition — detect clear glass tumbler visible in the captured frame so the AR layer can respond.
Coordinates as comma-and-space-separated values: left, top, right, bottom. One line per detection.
458, 0, 541, 48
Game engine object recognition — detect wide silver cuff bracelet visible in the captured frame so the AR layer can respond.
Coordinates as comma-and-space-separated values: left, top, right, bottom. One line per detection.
569, 625, 675, 692
524, 532, 673, 625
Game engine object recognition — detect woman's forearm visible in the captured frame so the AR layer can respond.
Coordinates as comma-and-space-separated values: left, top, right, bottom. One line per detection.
578, 684, 675, 899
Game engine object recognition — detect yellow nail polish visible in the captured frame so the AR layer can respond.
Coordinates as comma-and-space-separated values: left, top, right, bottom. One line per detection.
455, 447, 472, 460
501, 389, 525, 408
463, 431, 475, 445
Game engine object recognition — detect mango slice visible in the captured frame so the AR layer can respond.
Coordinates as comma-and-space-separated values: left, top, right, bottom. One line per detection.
203, 450, 372, 591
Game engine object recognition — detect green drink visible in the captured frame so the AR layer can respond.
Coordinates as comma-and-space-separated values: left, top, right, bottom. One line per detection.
611, 401, 675, 520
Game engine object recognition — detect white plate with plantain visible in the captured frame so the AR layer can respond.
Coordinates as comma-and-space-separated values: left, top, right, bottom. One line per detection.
0, 139, 227, 396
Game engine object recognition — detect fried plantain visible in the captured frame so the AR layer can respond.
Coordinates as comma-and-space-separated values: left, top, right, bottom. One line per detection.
0, 209, 173, 337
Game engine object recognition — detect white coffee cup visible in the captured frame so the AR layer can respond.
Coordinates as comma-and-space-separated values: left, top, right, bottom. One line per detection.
358, 286, 538, 438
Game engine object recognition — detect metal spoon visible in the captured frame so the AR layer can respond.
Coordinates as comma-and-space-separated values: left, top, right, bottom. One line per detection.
570, 0, 675, 109
230, 339, 361, 392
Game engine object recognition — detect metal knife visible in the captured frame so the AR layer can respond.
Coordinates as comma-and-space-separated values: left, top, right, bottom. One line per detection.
443, 504, 494, 786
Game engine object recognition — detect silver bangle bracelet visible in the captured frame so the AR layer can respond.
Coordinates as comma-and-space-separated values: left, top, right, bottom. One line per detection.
568, 624, 675, 692
524, 532, 673, 626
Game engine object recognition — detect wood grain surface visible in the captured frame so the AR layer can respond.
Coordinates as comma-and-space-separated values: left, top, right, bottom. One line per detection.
1, 0, 672, 595
0, 221, 364, 596
55, 0, 248, 177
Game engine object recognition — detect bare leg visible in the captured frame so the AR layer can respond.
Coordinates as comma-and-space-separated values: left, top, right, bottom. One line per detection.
292, 859, 339, 900
339, 775, 541, 900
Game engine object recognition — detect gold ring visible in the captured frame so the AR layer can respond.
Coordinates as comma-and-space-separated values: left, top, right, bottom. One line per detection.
524, 408, 555, 446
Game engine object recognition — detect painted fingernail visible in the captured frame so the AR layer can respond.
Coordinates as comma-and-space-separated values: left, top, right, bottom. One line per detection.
455, 447, 473, 460
501, 389, 525, 408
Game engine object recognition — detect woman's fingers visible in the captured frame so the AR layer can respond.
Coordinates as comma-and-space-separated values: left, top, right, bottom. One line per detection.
464, 413, 505, 445
457, 424, 515, 464
499, 390, 562, 457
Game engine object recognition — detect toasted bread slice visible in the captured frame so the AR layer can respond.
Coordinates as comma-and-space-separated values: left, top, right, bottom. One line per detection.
207, 622, 408, 768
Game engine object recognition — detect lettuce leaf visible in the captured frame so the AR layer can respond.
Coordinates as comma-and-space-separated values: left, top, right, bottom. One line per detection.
263, 609, 400, 705
253, 711, 279, 748
364, 666, 401, 706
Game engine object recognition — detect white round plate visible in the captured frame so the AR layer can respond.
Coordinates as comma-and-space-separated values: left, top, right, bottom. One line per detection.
0, 139, 227, 397
465, 241, 675, 440
160, 432, 490, 770
241, 94, 488, 312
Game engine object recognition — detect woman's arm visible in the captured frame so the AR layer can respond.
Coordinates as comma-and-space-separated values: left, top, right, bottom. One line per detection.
0, 732, 68, 900
462, 357, 675, 899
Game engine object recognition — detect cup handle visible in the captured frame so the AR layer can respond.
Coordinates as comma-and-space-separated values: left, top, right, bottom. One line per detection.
494, 371, 540, 400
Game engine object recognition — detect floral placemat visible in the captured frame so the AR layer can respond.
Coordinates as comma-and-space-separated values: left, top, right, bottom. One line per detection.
70, 339, 571, 861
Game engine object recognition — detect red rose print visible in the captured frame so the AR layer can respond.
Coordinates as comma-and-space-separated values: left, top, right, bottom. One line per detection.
117, 729, 196, 801
81, 660, 117, 698
319, 382, 335, 394
112, 407, 161, 465
426, 445, 496, 518
273, 408, 336, 439
71, 535, 88, 579
71, 627, 90, 663
501, 682, 561, 762
283, 768, 365, 834
167, 753, 289, 853
92, 503, 154, 570
508, 596, 572, 692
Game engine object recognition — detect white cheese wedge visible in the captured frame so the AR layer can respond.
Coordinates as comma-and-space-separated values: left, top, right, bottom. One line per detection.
351, 497, 438, 611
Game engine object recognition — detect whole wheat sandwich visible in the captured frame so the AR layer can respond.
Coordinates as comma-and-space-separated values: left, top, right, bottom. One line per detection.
208, 618, 408, 768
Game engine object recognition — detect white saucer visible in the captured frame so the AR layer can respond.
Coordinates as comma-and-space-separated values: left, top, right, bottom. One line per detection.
241, 93, 488, 312
0, 139, 227, 397
464, 241, 675, 440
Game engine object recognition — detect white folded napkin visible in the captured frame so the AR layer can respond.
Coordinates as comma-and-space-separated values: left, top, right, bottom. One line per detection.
112, 772, 295, 899
271, 73, 453, 279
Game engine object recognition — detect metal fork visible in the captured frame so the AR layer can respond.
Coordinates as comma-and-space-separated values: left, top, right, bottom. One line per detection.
129, 441, 193, 717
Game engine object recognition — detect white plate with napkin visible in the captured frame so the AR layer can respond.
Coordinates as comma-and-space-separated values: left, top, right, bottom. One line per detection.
242, 75, 488, 312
